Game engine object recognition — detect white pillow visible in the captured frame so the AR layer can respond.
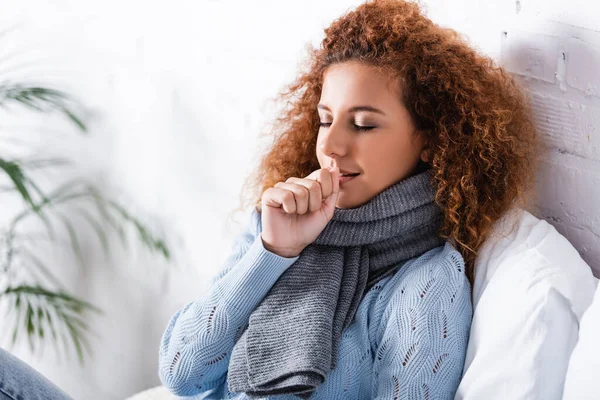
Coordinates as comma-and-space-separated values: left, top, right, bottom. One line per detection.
455, 207, 597, 400
125, 386, 176, 400
562, 278, 600, 400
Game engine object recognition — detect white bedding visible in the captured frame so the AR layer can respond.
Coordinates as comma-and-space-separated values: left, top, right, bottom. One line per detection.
562, 278, 600, 400
455, 207, 597, 400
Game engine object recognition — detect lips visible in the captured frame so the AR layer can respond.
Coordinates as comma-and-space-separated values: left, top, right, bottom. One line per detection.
339, 175, 358, 185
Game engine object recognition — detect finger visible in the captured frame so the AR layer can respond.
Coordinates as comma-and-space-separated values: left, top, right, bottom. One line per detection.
262, 187, 297, 214
274, 182, 310, 214
302, 168, 333, 203
285, 177, 323, 212
314, 169, 333, 199
330, 166, 340, 197
323, 166, 340, 210
305, 168, 322, 180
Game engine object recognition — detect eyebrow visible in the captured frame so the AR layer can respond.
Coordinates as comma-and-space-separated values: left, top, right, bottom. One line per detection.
317, 104, 386, 116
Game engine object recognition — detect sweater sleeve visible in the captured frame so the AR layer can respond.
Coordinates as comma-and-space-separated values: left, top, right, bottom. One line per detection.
158, 209, 300, 397
372, 245, 473, 399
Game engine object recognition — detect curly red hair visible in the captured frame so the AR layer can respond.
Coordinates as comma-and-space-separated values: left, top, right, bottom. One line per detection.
235, 0, 542, 285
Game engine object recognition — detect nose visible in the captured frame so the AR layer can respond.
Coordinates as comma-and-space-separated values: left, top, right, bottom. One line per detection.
318, 121, 349, 159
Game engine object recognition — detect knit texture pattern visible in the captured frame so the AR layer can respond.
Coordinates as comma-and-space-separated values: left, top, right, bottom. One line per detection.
158, 209, 473, 399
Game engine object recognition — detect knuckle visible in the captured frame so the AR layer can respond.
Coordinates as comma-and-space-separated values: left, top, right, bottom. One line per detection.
283, 191, 294, 201
288, 184, 305, 198
307, 180, 320, 193
298, 185, 310, 198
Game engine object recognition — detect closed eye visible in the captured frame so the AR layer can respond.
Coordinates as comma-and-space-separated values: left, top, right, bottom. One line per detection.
318, 122, 376, 132
353, 124, 375, 132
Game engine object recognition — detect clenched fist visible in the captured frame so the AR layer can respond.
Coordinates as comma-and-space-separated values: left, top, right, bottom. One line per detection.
260, 166, 341, 257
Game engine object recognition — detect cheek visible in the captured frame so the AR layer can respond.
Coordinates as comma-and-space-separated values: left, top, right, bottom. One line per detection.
360, 135, 417, 172
315, 144, 325, 166
361, 137, 394, 162
315, 138, 324, 156
315, 134, 330, 161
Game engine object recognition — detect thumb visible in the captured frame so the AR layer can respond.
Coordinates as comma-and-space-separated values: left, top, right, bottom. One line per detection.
323, 166, 340, 213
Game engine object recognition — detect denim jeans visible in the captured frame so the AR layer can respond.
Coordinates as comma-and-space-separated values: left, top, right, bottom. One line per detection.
0, 347, 72, 400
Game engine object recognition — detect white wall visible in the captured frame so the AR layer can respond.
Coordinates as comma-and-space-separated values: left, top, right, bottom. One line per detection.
0, 0, 598, 399
422, 0, 600, 278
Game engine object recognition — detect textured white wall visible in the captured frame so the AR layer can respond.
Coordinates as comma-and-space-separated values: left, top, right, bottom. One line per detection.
502, 20, 600, 278
422, 0, 600, 277
0, 0, 597, 399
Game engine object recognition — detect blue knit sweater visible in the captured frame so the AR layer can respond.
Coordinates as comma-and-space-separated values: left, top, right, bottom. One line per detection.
158, 209, 473, 399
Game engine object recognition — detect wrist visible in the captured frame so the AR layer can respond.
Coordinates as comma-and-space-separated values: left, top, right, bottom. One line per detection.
260, 235, 302, 258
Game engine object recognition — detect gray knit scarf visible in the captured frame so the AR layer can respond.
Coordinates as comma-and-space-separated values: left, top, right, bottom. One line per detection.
227, 168, 444, 399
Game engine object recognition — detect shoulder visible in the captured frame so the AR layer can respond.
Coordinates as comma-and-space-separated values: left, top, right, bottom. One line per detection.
375, 242, 472, 328
384, 242, 470, 302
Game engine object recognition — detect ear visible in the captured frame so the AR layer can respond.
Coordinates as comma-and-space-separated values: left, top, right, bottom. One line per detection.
418, 132, 432, 163
420, 146, 431, 163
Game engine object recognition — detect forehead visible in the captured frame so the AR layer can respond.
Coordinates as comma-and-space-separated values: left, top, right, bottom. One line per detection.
319, 62, 400, 107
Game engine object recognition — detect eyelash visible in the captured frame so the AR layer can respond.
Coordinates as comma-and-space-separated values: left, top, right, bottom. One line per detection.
318, 122, 376, 132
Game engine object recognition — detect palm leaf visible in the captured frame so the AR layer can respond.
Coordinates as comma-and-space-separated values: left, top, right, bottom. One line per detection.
73, 206, 110, 259
20, 248, 65, 290
0, 158, 56, 239
58, 214, 84, 268
0, 85, 87, 132
0, 79, 172, 364
21, 157, 71, 169
8, 179, 170, 274
105, 199, 170, 260
0, 285, 102, 365
90, 190, 127, 246
0, 158, 41, 212
7, 179, 89, 235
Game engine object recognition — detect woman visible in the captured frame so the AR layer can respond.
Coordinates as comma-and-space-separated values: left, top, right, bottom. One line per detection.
158, 0, 539, 398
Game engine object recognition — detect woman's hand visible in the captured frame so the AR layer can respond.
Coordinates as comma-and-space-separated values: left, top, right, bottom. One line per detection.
260, 166, 341, 258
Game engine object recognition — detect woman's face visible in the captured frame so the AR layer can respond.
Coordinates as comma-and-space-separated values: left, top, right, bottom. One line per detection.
316, 61, 430, 209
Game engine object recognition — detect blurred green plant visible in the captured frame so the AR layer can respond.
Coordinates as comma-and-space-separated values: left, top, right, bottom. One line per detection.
0, 83, 171, 366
